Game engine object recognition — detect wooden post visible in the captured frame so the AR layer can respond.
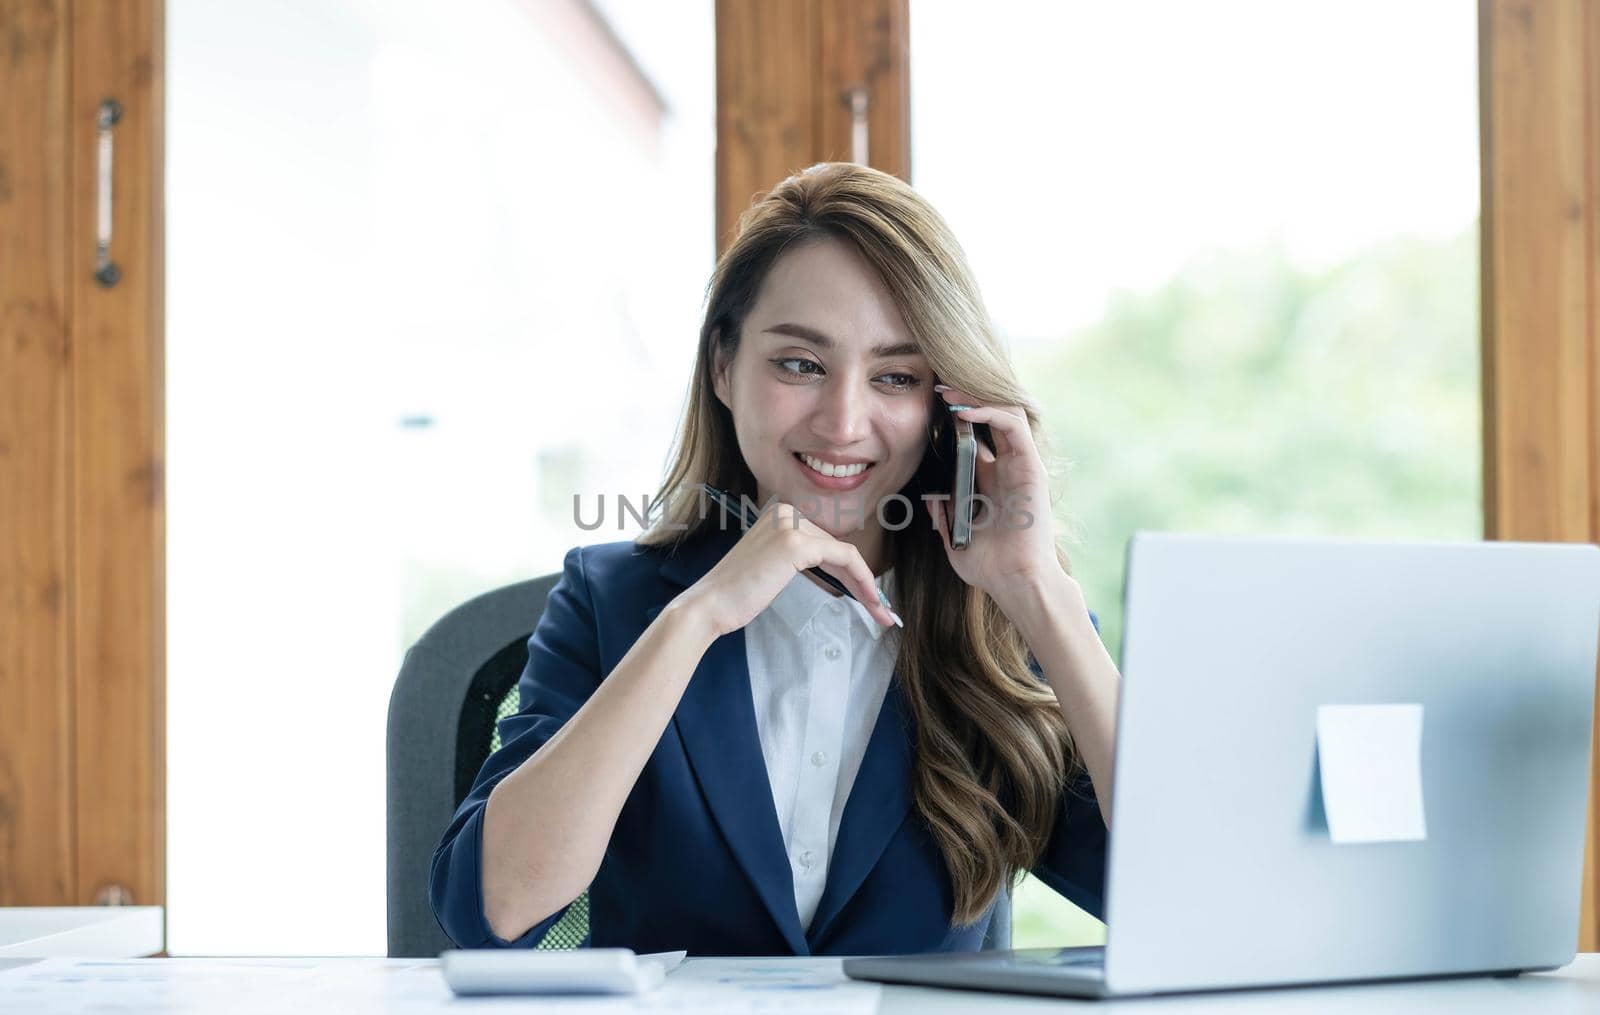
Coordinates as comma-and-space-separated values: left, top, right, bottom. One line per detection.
0, 0, 76, 908
715, 0, 910, 255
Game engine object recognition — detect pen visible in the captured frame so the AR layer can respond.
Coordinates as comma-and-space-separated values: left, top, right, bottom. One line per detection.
697, 482, 901, 627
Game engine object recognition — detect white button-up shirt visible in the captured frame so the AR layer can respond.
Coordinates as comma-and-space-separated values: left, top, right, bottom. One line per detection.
744, 567, 900, 932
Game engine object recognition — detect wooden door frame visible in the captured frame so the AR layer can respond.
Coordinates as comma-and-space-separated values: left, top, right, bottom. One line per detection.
0, 0, 165, 919
69, 0, 167, 916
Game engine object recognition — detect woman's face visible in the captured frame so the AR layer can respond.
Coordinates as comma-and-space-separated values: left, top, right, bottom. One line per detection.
712, 235, 936, 554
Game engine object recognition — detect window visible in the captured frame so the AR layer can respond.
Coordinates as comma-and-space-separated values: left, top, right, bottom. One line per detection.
167, 0, 714, 954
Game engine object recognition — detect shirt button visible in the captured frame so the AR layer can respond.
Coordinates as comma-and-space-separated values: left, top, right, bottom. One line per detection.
829, 600, 845, 615
825, 645, 841, 660
798, 850, 814, 870
811, 751, 827, 767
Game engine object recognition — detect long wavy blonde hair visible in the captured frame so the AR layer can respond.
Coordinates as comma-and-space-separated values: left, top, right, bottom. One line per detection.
638, 162, 1083, 925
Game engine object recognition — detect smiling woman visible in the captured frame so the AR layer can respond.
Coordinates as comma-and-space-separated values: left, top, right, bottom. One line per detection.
430, 162, 1118, 955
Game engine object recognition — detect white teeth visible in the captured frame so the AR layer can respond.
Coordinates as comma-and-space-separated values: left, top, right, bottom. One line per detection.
800, 454, 869, 478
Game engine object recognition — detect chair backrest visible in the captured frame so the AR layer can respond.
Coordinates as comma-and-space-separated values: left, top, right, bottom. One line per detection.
386, 573, 559, 958
385, 571, 1013, 955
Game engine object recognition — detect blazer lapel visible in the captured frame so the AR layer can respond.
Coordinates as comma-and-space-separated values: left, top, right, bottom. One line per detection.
642, 525, 809, 955
804, 674, 916, 948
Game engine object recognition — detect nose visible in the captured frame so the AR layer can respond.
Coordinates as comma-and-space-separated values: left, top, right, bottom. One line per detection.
810, 374, 871, 447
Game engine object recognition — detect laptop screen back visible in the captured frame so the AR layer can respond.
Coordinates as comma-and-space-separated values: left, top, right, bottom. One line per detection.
1103, 533, 1600, 994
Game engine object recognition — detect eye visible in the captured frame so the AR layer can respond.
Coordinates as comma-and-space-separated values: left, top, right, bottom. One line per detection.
877, 372, 921, 391
771, 357, 823, 378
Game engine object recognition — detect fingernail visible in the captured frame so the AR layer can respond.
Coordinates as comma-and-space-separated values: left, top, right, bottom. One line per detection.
933, 384, 952, 393
874, 588, 902, 627
947, 403, 974, 412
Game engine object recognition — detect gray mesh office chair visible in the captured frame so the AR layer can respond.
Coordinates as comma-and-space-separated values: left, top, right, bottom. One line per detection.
385, 573, 1012, 957
386, 573, 575, 958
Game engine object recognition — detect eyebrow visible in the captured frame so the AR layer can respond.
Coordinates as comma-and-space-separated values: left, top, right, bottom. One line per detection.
762, 322, 923, 358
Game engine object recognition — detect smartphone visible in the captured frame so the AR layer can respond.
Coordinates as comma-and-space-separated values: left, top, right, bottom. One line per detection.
950, 415, 977, 549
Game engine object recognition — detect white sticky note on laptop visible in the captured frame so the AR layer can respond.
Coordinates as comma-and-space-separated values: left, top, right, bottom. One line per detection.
1315, 704, 1426, 844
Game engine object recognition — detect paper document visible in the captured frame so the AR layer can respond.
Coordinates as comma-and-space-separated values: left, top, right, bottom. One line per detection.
641, 950, 686, 976
1315, 703, 1427, 844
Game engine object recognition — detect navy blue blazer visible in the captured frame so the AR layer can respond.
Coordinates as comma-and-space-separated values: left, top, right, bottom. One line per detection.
429, 523, 1108, 955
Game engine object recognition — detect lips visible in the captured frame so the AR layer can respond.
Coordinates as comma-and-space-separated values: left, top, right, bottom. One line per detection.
796, 452, 874, 478
792, 452, 875, 490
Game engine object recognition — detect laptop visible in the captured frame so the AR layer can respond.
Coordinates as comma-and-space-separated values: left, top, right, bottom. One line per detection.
845, 531, 1600, 998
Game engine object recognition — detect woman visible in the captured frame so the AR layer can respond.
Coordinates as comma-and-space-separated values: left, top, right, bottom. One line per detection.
430, 162, 1122, 955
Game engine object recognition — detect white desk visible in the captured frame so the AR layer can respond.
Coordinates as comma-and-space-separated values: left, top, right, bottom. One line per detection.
1, 954, 1599, 1013
0, 907, 164, 958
